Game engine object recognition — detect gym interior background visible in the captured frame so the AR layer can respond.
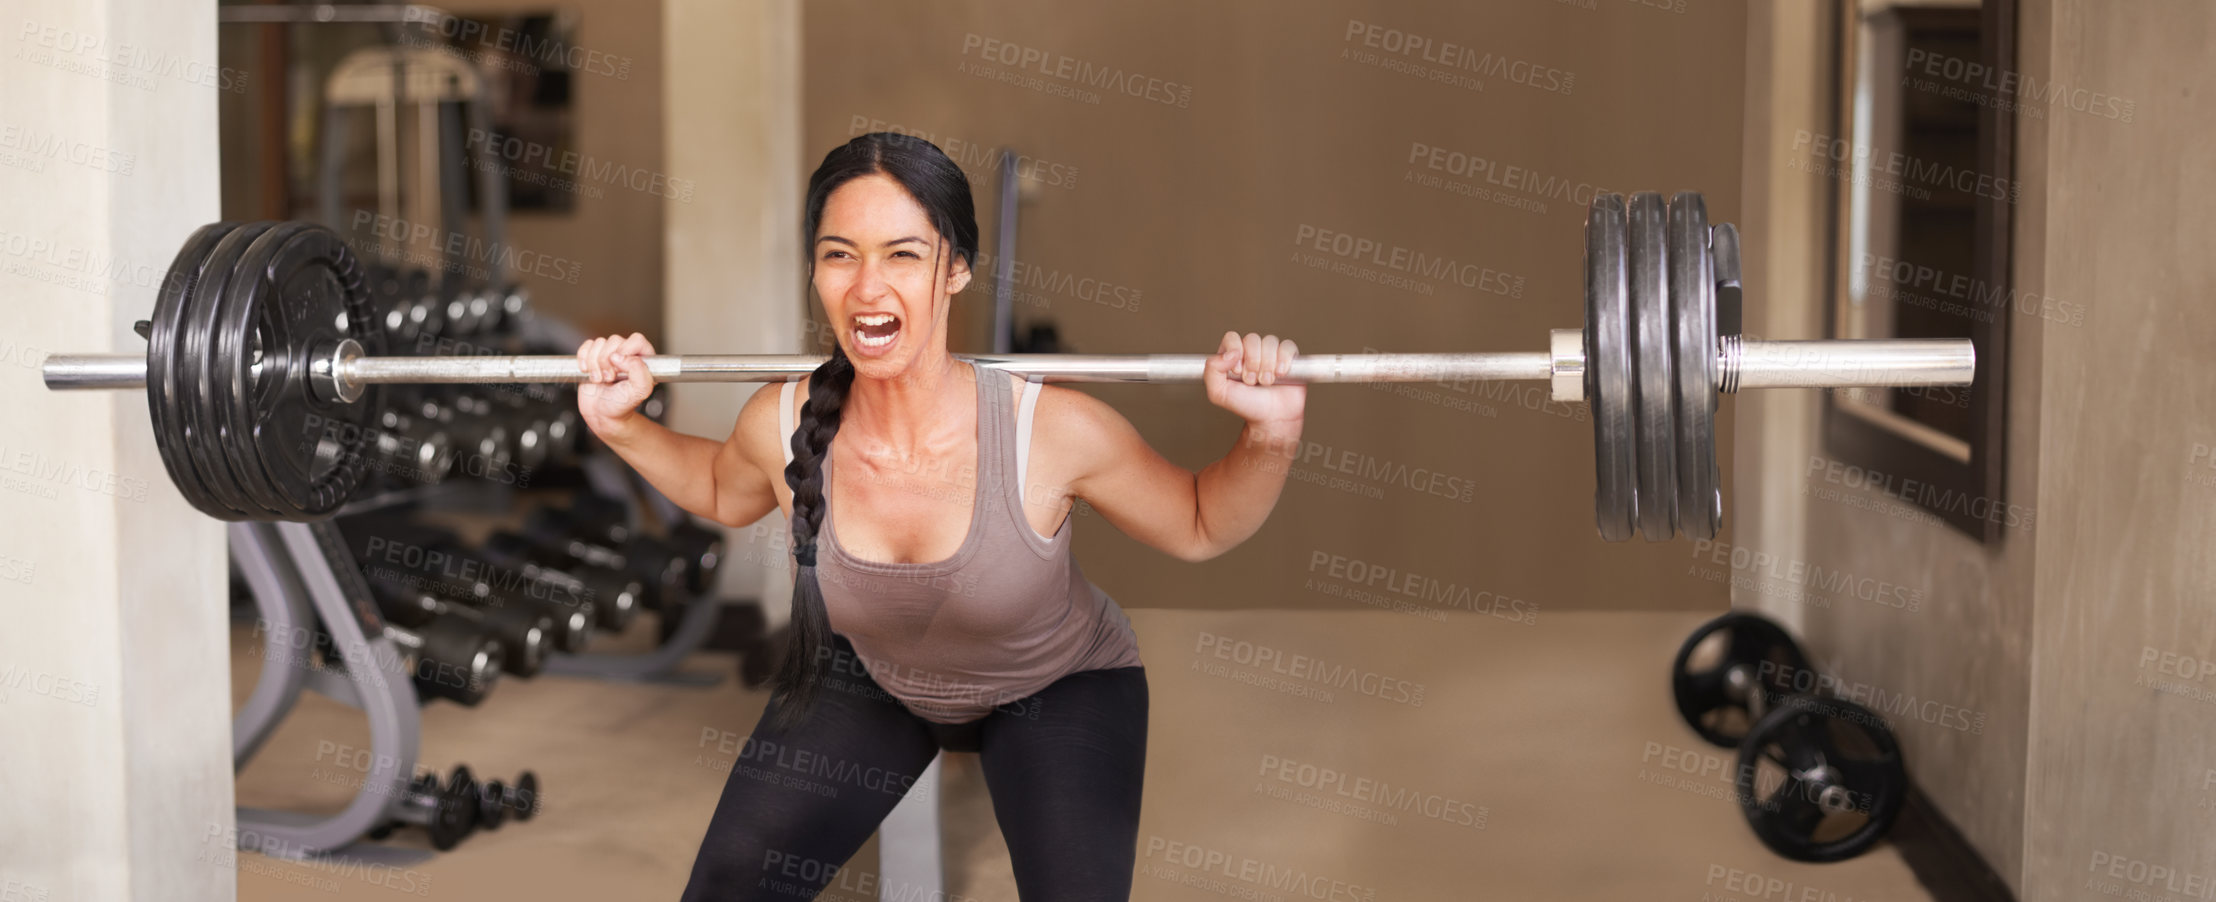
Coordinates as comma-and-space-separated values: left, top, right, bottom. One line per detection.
2, 0, 2210, 899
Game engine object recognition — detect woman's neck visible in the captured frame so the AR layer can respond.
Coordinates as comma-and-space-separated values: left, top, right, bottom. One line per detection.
842, 352, 974, 453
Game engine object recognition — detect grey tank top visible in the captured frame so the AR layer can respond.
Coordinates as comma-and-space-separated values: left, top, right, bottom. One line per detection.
779, 367, 1143, 724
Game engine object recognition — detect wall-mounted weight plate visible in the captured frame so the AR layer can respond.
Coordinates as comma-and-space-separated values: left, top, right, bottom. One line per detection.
214, 224, 383, 520
1584, 194, 1636, 542
1733, 694, 1907, 862
1669, 193, 1722, 540
145, 223, 242, 520
1672, 611, 1813, 748
181, 222, 282, 518
1627, 192, 1677, 541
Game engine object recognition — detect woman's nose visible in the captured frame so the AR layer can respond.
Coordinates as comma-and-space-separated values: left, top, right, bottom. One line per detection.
850, 258, 891, 298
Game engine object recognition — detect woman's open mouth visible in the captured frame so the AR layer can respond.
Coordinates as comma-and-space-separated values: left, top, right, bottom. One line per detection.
852, 312, 901, 355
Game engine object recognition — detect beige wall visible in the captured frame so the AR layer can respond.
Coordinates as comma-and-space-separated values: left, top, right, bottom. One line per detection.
2020, 2, 2216, 898
804, 0, 1745, 614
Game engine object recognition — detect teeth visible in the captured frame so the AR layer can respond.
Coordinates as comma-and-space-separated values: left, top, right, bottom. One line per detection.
854, 327, 897, 348
855, 313, 897, 325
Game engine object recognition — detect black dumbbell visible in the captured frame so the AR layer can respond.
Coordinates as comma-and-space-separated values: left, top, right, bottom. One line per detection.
553, 497, 699, 603
556, 492, 632, 543
441, 395, 517, 477
343, 519, 598, 654
506, 770, 541, 821
542, 407, 582, 466
471, 769, 541, 830
426, 549, 599, 655
372, 409, 455, 485
665, 520, 725, 596
483, 531, 641, 633
366, 570, 554, 678
291, 604, 499, 706
523, 504, 687, 611
384, 614, 504, 706
495, 282, 531, 327
377, 769, 478, 851
441, 283, 491, 336
399, 269, 441, 339
1671, 611, 1814, 748
623, 534, 691, 611
1732, 693, 1907, 862
510, 414, 550, 472
366, 263, 409, 338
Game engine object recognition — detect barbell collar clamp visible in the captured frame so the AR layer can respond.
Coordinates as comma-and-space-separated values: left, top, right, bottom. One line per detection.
1550, 329, 1586, 404
309, 338, 366, 405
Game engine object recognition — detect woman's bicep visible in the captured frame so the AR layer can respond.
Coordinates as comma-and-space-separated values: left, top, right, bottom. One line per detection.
709, 385, 786, 528
1058, 392, 1208, 562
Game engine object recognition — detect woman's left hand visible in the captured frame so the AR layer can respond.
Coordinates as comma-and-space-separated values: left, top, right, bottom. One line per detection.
1204, 331, 1306, 426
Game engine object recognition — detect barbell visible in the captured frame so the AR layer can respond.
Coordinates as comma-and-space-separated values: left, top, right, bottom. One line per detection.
39, 191, 1974, 540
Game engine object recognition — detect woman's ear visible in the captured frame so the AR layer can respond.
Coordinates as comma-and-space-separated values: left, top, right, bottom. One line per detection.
947, 256, 973, 295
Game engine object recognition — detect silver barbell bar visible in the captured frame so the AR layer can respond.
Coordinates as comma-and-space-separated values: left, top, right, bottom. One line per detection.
41, 330, 1973, 400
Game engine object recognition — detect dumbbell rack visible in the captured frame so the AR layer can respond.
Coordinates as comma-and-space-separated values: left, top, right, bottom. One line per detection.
229, 518, 429, 857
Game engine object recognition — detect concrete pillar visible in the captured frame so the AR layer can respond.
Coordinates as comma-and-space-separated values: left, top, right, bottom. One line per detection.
0, 0, 232, 900
661, 0, 804, 626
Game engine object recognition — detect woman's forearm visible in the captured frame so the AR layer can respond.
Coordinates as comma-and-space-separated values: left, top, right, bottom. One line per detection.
593, 417, 730, 523
1192, 416, 1305, 558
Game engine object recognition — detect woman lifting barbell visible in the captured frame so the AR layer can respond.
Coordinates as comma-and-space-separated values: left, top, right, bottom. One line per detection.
572, 132, 1307, 901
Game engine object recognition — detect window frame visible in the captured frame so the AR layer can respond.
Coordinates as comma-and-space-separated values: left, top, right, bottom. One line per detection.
1821, 0, 2015, 544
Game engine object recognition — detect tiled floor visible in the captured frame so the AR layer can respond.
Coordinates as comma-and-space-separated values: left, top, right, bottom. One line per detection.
232, 609, 1934, 901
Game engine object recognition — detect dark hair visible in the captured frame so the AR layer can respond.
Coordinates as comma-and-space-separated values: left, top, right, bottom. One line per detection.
771, 132, 979, 730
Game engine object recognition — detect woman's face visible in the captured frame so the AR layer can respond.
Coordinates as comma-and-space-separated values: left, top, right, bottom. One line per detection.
812, 173, 970, 380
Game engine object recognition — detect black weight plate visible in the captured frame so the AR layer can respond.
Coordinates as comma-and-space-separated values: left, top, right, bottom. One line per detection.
180, 222, 282, 518
1734, 694, 1907, 862
1668, 193, 1722, 540
211, 221, 309, 518
1583, 194, 1636, 542
145, 223, 243, 519
1712, 222, 1743, 338
1671, 611, 1813, 748
429, 767, 478, 851
476, 778, 509, 831
509, 770, 541, 821
216, 224, 383, 519
1627, 192, 1676, 541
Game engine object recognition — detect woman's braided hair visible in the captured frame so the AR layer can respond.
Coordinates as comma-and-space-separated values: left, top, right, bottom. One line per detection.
771, 132, 978, 730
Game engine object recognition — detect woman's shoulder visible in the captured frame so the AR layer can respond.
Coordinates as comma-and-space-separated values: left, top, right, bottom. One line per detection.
1007, 372, 1135, 459
734, 374, 812, 463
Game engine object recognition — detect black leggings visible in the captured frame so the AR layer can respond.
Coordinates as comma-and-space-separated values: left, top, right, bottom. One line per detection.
681, 635, 1149, 901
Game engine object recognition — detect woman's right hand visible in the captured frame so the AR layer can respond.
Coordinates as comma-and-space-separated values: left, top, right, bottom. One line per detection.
576, 332, 658, 439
